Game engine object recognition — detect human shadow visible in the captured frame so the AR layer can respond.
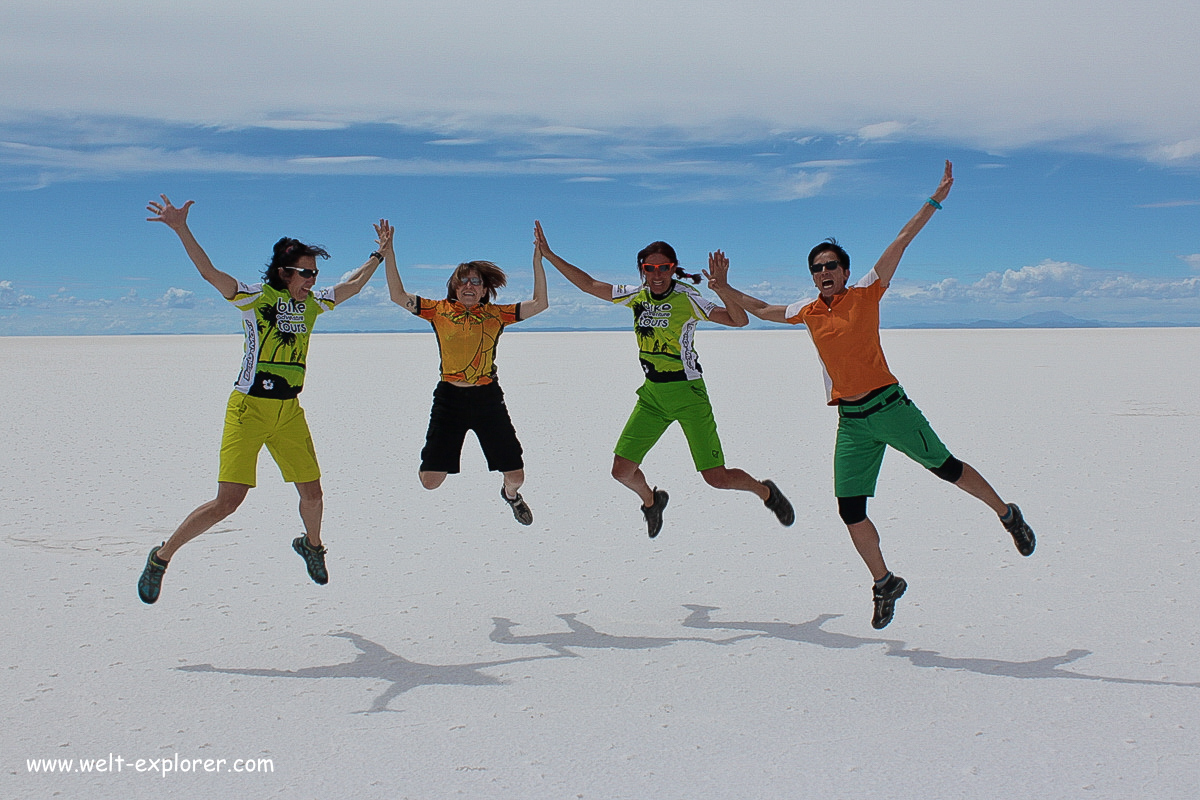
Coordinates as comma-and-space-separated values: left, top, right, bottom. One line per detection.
682, 605, 1200, 689
490, 612, 756, 656
178, 631, 565, 713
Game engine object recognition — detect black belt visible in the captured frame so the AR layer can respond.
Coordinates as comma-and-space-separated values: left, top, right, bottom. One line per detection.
838, 385, 904, 418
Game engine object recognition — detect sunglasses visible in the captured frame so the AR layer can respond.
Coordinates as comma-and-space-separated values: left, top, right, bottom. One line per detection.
809, 260, 842, 274
458, 276, 483, 286
641, 262, 676, 274
284, 266, 320, 279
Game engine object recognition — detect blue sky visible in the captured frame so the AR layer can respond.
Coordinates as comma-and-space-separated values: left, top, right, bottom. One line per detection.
2, 1, 1199, 335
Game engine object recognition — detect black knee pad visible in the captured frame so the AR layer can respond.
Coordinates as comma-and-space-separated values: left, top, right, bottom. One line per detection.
930, 456, 964, 483
838, 495, 868, 525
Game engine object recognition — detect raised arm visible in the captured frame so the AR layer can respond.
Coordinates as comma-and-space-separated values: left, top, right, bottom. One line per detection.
702, 250, 748, 327
872, 160, 953, 286
383, 222, 419, 313
708, 252, 790, 324
519, 223, 550, 318
533, 220, 613, 302
332, 220, 389, 304
146, 195, 238, 299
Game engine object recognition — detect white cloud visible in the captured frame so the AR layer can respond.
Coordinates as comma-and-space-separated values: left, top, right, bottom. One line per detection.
1180, 254, 1200, 270
899, 260, 1200, 304
3, 2, 1200, 157
160, 287, 196, 308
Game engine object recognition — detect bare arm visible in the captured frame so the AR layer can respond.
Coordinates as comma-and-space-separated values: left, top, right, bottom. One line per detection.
707, 252, 790, 323
146, 195, 238, 299
332, 220, 389, 304
872, 160, 953, 286
383, 222, 419, 313
534, 220, 613, 302
519, 223, 550, 318
702, 250, 748, 327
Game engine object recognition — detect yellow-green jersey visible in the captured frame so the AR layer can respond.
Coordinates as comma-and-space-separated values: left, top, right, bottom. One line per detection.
229, 282, 336, 399
612, 281, 717, 382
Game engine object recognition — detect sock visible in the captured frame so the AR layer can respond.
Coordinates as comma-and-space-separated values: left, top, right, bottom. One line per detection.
874, 571, 892, 588
999, 505, 1014, 524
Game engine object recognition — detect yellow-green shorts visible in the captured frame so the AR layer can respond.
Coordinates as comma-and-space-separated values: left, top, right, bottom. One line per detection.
614, 379, 725, 472
217, 391, 321, 487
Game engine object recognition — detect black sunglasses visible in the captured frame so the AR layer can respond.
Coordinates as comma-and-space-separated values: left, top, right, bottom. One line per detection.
809, 260, 842, 274
284, 266, 320, 279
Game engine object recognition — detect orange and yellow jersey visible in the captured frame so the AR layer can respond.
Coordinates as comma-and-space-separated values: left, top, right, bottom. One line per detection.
415, 297, 521, 385
784, 269, 899, 405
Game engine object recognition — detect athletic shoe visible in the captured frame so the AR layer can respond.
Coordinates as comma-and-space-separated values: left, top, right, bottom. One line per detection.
642, 488, 669, 539
292, 536, 329, 585
762, 480, 795, 526
138, 544, 169, 605
1002, 503, 1036, 556
871, 573, 907, 629
500, 487, 534, 526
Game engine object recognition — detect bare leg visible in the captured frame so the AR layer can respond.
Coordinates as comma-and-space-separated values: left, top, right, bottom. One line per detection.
158, 482, 251, 561
501, 468, 524, 499
420, 471, 448, 490
953, 462, 1008, 516
611, 455, 655, 506
847, 517, 889, 581
699, 466, 769, 500
295, 479, 324, 547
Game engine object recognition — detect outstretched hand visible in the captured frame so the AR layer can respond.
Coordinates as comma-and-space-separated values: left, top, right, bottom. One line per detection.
931, 160, 953, 204
146, 194, 194, 230
704, 250, 730, 291
533, 220, 552, 258
374, 219, 395, 255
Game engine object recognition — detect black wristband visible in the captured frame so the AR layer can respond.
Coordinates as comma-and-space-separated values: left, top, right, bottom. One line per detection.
370, 251, 384, 262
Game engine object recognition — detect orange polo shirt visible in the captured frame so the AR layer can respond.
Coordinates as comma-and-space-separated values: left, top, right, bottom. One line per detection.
784, 271, 898, 405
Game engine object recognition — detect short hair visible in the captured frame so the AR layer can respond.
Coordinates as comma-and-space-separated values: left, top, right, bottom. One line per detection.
446, 260, 507, 304
808, 237, 850, 273
263, 237, 331, 289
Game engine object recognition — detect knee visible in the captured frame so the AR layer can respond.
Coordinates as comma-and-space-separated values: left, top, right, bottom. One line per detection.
838, 495, 868, 525
700, 467, 731, 489
420, 472, 446, 490
297, 482, 324, 506
212, 492, 247, 518
929, 456, 964, 483
610, 459, 636, 482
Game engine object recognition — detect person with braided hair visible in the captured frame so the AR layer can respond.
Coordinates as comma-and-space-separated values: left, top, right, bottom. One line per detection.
534, 222, 794, 539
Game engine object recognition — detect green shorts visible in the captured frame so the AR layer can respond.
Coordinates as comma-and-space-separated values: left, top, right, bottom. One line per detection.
614, 379, 724, 472
218, 391, 321, 487
834, 385, 952, 498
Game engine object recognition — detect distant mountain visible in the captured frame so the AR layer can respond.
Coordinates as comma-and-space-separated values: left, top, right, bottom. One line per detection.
896, 311, 1195, 329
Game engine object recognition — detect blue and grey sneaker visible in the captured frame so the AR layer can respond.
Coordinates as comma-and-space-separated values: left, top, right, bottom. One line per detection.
642, 488, 669, 539
871, 572, 907, 630
138, 544, 169, 605
762, 480, 795, 526
292, 536, 329, 585
500, 487, 534, 526
1002, 503, 1036, 556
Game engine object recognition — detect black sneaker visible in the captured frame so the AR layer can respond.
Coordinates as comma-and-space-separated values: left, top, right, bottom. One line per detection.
1002, 503, 1036, 556
642, 488, 669, 539
762, 480, 795, 526
292, 536, 329, 585
138, 544, 169, 605
871, 573, 907, 629
501, 487, 534, 526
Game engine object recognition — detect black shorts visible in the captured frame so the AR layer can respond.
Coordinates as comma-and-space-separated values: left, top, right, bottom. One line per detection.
419, 381, 524, 474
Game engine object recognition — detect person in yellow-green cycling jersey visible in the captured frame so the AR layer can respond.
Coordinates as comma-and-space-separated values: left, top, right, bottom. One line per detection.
533, 221, 794, 539
137, 196, 389, 604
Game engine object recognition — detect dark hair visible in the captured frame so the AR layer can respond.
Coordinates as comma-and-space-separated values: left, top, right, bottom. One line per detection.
808, 237, 849, 273
636, 240, 700, 284
446, 260, 507, 304
263, 237, 331, 289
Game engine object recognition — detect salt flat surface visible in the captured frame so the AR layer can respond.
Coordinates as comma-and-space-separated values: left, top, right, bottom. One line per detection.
2, 329, 1197, 799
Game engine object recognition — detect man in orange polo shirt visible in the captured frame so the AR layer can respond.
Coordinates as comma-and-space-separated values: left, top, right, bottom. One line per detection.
718, 161, 1036, 629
